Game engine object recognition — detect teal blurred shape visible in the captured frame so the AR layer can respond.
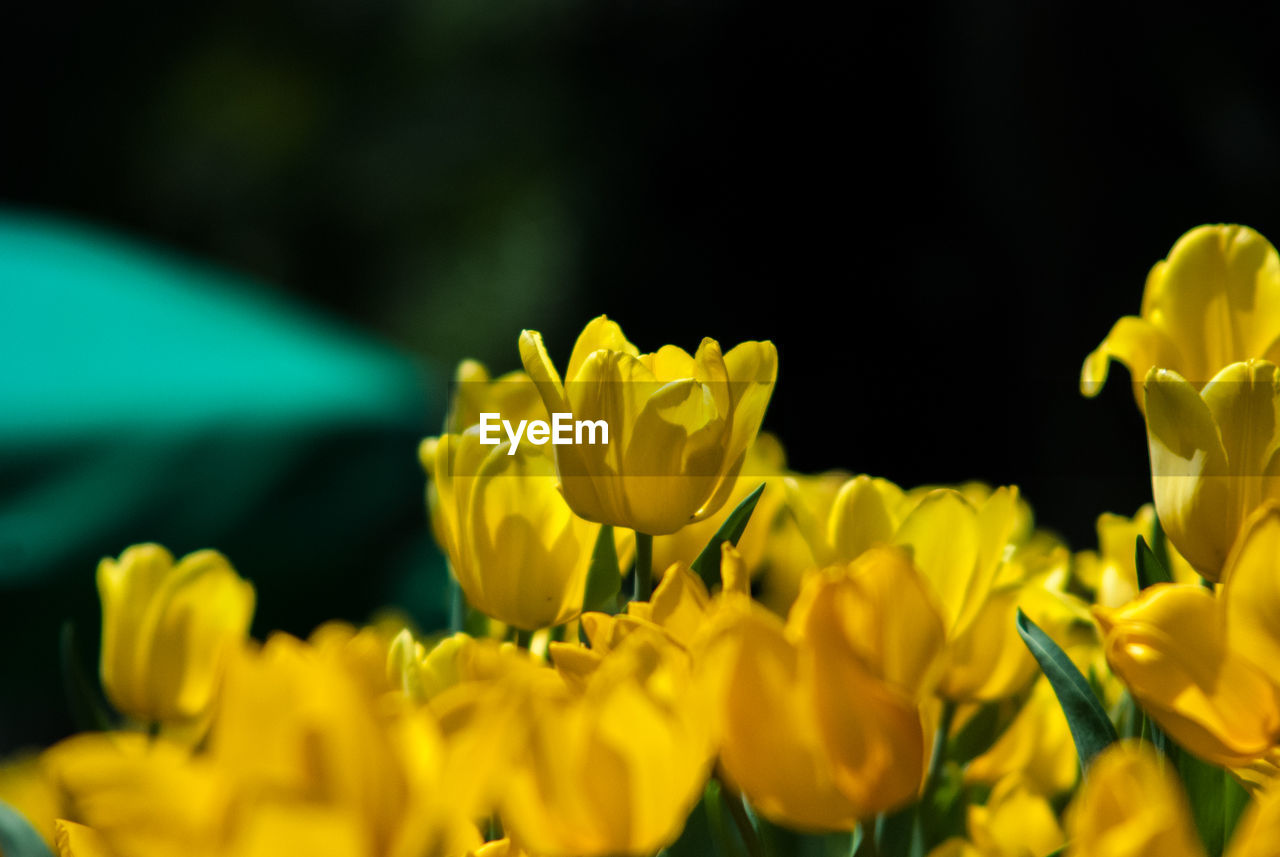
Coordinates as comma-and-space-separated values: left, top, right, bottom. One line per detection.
0, 209, 447, 749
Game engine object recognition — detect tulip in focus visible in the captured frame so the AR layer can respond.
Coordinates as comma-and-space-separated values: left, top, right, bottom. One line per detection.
1142, 359, 1280, 580
97, 544, 255, 726
1094, 504, 1280, 773
1081, 224, 1280, 407
518, 315, 778, 535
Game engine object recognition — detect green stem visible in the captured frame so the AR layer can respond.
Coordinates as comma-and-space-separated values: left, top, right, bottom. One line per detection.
722, 786, 766, 857
634, 531, 654, 602
513, 627, 534, 649
921, 700, 952, 823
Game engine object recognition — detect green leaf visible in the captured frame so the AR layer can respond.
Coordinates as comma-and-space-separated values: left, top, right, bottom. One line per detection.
691, 483, 767, 589
0, 801, 54, 857
60, 622, 114, 732
1016, 609, 1118, 770
1176, 749, 1250, 857
582, 524, 622, 614
1135, 535, 1173, 589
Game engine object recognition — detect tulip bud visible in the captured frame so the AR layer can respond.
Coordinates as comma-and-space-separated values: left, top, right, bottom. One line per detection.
97, 543, 254, 724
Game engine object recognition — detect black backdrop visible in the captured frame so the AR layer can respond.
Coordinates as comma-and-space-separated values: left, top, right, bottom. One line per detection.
7, 0, 1280, 554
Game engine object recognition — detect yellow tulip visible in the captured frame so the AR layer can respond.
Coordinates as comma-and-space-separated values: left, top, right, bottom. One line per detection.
54, 821, 113, 857
1143, 360, 1280, 580
1081, 224, 1280, 406
518, 315, 777, 535
45, 632, 482, 857
790, 479, 1051, 702
97, 544, 254, 725
1095, 585, 1280, 768
1094, 504, 1280, 771
420, 427, 604, 630
1074, 505, 1198, 607
965, 776, 1065, 857
699, 547, 946, 831
1065, 741, 1205, 857
499, 629, 716, 857
1064, 741, 1280, 857
964, 678, 1080, 797
757, 469, 850, 614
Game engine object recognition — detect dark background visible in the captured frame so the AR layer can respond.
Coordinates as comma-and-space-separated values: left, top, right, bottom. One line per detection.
4, 0, 1280, 745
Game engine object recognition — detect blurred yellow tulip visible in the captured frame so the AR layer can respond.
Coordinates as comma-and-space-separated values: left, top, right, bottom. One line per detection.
1081, 224, 1280, 406
1066, 741, 1205, 857
46, 632, 482, 857
422, 360, 620, 630
1064, 741, 1280, 857
97, 544, 254, 726
964, 678, 1079, 797
498, 628, 716, 857
790, 480, 1052, 702
421, 425, 606, 631
1074, 505, 1198, 607
965, 776, 1065, 857
756, 468, 850, 614
698, 547, 946, 831
1143, 360, 1280, 580
519, 315, 777, 535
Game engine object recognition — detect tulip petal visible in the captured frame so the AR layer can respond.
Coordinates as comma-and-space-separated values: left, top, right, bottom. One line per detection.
54, 820, 113, 857
1144, 366, 1234, 577
701, 605, 861, 831
1223, 503, 1280, 679
828, 475, 899, 562
1202, 360, 1280, 531
1144, 224, 1280, 382
517, 329, 570, 416
566, 315, 640, 383
1081, 315, 1180, 401
1065, 741, 1206, 857
893, 490, 980, 634
1095, 585, 1280, 766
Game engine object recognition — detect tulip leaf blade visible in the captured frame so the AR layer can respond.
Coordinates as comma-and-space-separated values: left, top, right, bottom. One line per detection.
583, 524, 622, 615
0, 801, 54, 857
1175, 748, 1250, 857
692, 483, 767, 589
59, 621, 115, 732
1015, 609, 1118, 770
1135, 535, 1173, 589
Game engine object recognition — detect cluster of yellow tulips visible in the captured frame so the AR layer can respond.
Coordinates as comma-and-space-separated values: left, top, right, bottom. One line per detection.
8, 224, 1280, 857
